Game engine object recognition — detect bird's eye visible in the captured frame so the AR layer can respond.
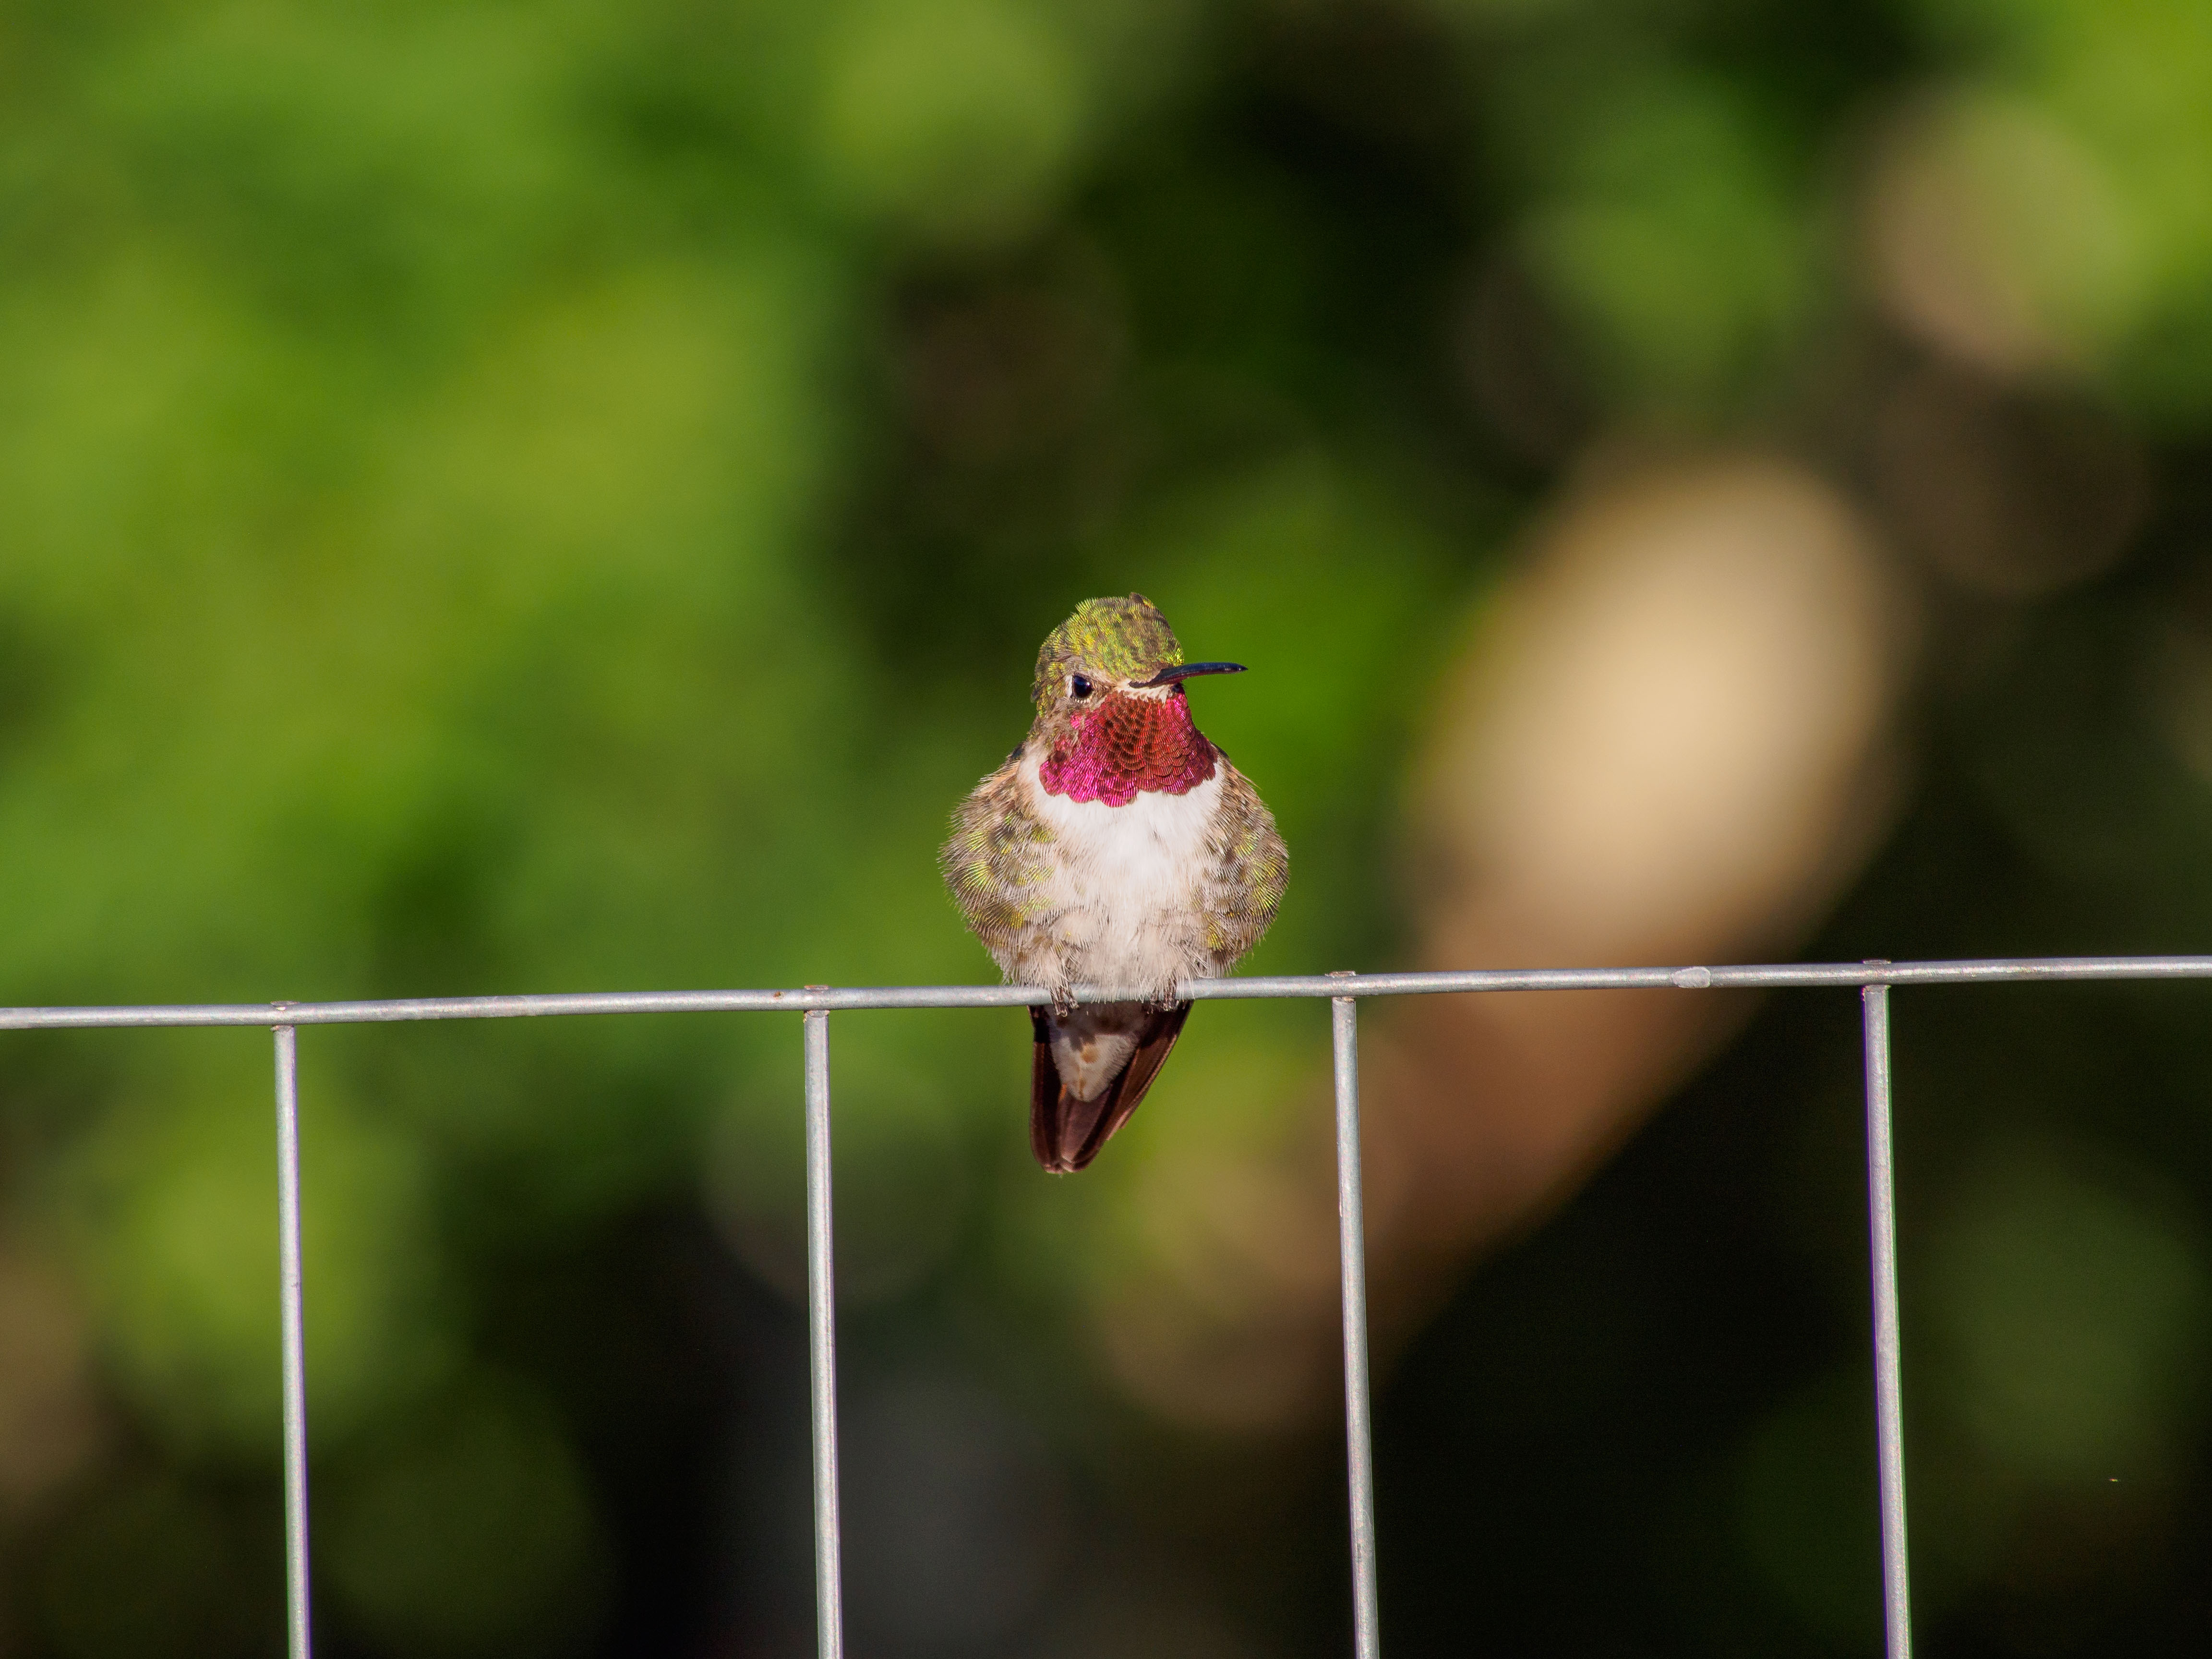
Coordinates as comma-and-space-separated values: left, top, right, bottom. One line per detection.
1070, 674, 1093, 699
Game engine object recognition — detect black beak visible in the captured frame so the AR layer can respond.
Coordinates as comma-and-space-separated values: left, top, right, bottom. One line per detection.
1134, 661, 1246, 688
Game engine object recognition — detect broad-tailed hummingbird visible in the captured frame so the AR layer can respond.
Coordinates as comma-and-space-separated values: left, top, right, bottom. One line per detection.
942, 594, 1288, 1171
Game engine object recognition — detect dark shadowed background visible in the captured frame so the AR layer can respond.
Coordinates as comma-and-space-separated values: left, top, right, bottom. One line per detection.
2, 0, 2211, 1652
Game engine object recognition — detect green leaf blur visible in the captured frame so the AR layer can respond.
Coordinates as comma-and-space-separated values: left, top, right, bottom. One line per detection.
2, 0, 2211, 1653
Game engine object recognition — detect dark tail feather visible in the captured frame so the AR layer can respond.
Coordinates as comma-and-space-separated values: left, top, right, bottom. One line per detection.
1028, 1002, 1192, 1173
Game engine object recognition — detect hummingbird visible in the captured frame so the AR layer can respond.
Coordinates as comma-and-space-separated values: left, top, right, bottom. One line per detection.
942, 594, 1288, 1172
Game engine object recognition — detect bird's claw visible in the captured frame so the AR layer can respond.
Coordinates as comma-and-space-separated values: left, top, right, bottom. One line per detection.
1050, 986, 1077, 1018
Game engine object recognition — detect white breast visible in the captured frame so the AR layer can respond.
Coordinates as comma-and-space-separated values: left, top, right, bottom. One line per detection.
1021, 755, 1222, 995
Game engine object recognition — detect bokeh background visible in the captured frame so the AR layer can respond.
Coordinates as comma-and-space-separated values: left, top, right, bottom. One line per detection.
2, 0, 2211, 1651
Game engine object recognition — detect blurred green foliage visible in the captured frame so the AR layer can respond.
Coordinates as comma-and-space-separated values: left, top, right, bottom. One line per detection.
1, 0, 2211, 1653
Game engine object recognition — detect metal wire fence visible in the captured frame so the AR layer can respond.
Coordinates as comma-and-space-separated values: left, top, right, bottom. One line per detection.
11, 952, 2212, 1659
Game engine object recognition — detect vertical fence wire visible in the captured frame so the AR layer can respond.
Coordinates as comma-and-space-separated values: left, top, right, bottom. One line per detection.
803, 1008, 846, 1659
272, 1022, 313, 1659
1331, 987, 1382, 1659
1861, 982, 1913, 1659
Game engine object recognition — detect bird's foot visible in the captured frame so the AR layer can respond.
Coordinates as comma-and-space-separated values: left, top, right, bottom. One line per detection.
1050, 986, 1077, 1019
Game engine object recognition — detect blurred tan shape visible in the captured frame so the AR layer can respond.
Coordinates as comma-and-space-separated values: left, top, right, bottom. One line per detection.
1418, 455, 1905, 963
1864, 92, 2136, 381
1099, 454, 1912, 1428
0, 1248, 103, 1513
1383, 455, 1909, 1260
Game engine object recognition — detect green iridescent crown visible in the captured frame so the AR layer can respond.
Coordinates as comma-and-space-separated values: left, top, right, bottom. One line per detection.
1031, 594, 1183, 706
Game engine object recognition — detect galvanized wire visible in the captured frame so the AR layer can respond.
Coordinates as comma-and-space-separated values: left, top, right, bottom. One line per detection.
804, 1009, 846, 1659
9, 953, 2212, 1029
272, 1023, 313, 1659
1332, 987, 1382, 1659
1862, 983, 1912, 1659
12, 951, 2194, 1656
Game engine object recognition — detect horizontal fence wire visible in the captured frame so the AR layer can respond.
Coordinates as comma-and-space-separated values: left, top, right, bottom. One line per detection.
11, 952, 2200, 1659
7, 954, 2212, 1029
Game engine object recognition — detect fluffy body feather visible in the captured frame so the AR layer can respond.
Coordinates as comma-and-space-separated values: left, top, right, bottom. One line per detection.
950, 754, 1281, 997
942, 594, 1288, 1171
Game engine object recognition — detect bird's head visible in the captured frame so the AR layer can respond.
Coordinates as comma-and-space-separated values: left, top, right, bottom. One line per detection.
1026, 596, 1244, 805
1030, 594, 1244, 718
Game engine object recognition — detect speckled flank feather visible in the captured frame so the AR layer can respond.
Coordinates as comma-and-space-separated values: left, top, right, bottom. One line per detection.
1198, 764, 1289, 966
939, 760, 1059, 982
